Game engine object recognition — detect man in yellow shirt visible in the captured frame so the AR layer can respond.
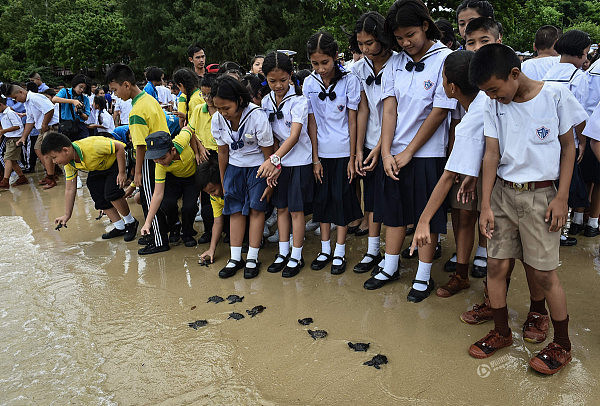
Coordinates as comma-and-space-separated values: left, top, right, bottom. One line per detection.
41, 132, 138, 241
140, 131, 200, 248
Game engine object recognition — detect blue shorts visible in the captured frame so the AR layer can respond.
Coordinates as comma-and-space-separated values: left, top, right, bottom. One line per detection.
223, 165, 268, 215
272, 164, 314, 212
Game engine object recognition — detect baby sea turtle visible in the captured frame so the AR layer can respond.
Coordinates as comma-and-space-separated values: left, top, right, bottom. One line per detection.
207, 295, 224, 304
308, 329, 327, 340
348, 342, 370, 352
228, 312, 245, 320
227, 295, 244, 304
246, 305, 266, 317
363, 354, 388, 369
298, 318, 313, 326
188, 320, 208, 330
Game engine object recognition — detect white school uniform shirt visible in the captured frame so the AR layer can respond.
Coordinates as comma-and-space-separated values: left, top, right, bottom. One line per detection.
91, 110, 116, 133
484, 82, 588, 183
351, 52, 397, 150
156, 85, 172, 106
114, 97, 132, 125
0, 107, 24, 138
542, 62, 589, 147
445, 92, 488, 177
212, 103, 273, 167
303, 70, 361, 158
585, 59, 600, 115
381, 41, 456, 157
261, 87, 311, 166
24, 91, 59, 130
583, 101, 600, 141
521, 56, 560, 81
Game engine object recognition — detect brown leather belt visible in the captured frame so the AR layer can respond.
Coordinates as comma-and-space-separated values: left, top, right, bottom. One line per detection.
498, 177, 554, 191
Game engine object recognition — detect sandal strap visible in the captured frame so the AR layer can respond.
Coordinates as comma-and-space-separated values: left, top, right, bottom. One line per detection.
332, 256, 345, 261
287, 257, 300, 266
246, 258, 259, 265
378, 269, 395, 279
275, 253, 288, 261
227, 258, 244, 266
474, 256, 487, 261
362, 252, 379, 260
412, 279, 430, 286
316, 252, 331, 260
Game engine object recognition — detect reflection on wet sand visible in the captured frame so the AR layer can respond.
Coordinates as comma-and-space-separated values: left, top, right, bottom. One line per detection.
0, 176, 599, 405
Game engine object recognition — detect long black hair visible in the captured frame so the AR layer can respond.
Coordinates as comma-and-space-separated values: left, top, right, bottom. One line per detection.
241, 73, 269, 101
262, 51, 303, 96
349, 12, 391, 55
210, 74, 251, 111
306, 31, 346, 85
173, 68, 199, 119
94, 95, 107, 126
385, 0, 441, 44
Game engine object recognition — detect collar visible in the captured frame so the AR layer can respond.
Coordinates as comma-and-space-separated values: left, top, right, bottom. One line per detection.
25, 91, 33, 103
132, 91, 146, 106
71, 142, 83, 165
269, 86, 296, 110
201, 103, 209, 113
404, 41, 448, 63
1, 107, 12, 115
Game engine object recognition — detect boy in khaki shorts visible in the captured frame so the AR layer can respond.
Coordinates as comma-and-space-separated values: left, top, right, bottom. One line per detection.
468, 44, 587, 375
0, 95, 28, 188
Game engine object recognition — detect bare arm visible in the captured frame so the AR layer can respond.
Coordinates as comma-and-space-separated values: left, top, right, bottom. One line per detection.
115, 143, 128, 188
545, 130, 575, 232
347, 108, 357, 182
55, 177, 77, 226
308, 113, 322, 183
380, 96, 399, 180
141, 182, 165, 233
134, 146, 145, 187
479, 137, 500, 239
217, 145, 229, 190
355, 92, 369, 175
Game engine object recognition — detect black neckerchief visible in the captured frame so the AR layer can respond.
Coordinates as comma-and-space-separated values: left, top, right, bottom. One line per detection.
364, 58, 384, 86
311, 71, 348, 101
404, 44, 448, 72
268, 92, 295, 122
224, 106, 260, 150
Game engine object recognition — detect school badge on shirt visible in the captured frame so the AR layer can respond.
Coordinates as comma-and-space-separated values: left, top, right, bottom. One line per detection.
285, 121, 292, 128
536, 127, 550, 140
244, 133, 256, 145
337, 105, 345, 112
423, 80, 434, 90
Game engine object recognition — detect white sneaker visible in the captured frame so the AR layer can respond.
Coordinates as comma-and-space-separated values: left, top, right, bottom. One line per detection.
266, 211, 277, 227
267, 229, 280, 243
305, 219, 319, 232
314, 223, 336, 236
76, 176, 82, 189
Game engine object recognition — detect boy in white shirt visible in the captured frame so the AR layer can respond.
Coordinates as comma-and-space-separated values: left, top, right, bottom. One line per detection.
469, 44, 587, 375
113, 96, 132, 126
521, 25, 561, 80
0, 94, 27, 188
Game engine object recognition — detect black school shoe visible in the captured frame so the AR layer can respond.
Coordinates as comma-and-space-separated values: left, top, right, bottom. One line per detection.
197, 231, 212, 244
219, 258, 245, 278
444, 253, 457, 272
347, 225, 360, 234
244, 259, 260, 279
331, 256, 347, 275
471, 256, 487, 278
353, 252, 382, 273
282, 257, 304, 278
354, 228, 369, 236
584, 225, 600, 237
123, 218, 139, 242
102, 227, 126, 239
560, 236, 577, 246
311, 252, 332, 270
364, 269, 400, 290
267, 254, 289, 273
407, 278, 435, 303
182, 236, 197, 247
401, 243, 442, 260
138, 234, 152, 245
568, 222, 584, 235
138, 242, 170, 255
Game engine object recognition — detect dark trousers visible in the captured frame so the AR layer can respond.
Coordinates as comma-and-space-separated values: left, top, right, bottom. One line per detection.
161, 173, 200, 238
200, 190, 214, 234
140, 158, 169, 246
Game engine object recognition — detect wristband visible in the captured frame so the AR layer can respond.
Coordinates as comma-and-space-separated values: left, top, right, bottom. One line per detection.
313, 160, 321, 165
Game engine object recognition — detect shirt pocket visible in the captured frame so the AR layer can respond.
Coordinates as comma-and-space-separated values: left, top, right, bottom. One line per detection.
528, 116, 559, 145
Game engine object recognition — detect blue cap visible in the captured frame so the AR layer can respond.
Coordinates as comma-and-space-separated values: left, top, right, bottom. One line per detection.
145, 131, 173, 160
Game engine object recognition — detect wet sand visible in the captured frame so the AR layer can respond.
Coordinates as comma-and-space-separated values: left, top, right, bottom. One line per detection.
1, 172, 599, 405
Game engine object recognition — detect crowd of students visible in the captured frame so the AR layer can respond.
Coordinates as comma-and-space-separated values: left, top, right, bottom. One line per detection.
1, 0, 600, 377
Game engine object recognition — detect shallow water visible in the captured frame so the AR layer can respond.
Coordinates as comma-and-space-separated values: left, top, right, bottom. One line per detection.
1, 174, 599, 405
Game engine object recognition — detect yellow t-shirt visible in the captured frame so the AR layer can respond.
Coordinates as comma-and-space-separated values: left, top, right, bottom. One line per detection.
154, 130, 196, 183
188, 103, 218, 151
210, 195, 224, 218
129, 91, 170, 148
178, 89, 204, 119
64, 137, 125, 181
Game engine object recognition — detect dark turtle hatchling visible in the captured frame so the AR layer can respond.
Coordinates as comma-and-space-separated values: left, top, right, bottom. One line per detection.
308, 329, 327, 340
348, 342, 370, 352
363, 354, 388, 369
207, 296, 224, 304
227, 295, 244, 304
228, 312, 245, 320
246, 305, 266, 317
188, 320, 208, 330
298, 318, 313, 326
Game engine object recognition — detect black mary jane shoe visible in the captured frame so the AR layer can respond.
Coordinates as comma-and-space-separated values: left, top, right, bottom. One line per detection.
244, 259, 261, 279
311, 252, 332, 270
267, 254, 289, 273
363, 269, 400, 290
444, 253, 457, 272
401, 246, 417, 259
282, 257, 304, 278
330, 256, 347, 275
434, 243, 442, 259
407, 278, 435, 303
471, 256, 487, 278
218, 258, 246, 279
568, 222, 584, 235
353, 252, 382, 273
354, 228, 369, 236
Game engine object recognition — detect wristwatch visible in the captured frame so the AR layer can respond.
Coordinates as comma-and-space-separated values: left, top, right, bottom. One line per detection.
270, 154, 282, 169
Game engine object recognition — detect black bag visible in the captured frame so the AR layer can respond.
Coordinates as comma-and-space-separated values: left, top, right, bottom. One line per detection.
58, 89, 80, 139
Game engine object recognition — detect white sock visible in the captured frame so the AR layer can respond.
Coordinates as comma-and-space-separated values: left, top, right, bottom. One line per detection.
361, 237, 380, 263
573, 212, 584, 225
276, 241, 290, 263
246, 246, 259, 268
378, 259, 385, 268
474, 245, 487, 267
588, 217, 599, 228
560, 234, 567, 241
123, 212, 135, 224
317, 240, 331, 261
227, 246, 242, 268
449, 253, 457, 263
437, 234, 441, 243
375, 253, 398, 280
412, 261, 432, 291
113, 219, 125, 230
291, 246, 302, 261
333, 243, 345, 266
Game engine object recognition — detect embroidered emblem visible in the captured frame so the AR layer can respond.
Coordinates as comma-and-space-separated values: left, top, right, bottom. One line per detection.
536, 127, 550, 140
337, 105, 345, 112
285, 121, 292, 128
244, 133, 255, 145
423, 80, 434, 90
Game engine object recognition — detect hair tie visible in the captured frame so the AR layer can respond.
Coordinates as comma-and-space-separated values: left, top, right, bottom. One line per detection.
261, 80, 267, 86
295, 79, 300, 87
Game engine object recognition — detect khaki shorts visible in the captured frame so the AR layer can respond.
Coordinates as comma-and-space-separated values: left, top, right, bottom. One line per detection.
487, 181, 560, 271
34, 125, 59, 151
449, 174, 482, 212
3, 138, 22, 161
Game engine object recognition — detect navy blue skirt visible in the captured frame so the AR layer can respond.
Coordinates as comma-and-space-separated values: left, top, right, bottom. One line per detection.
568, 149, 589, 208
272, 164, 314, 212
373, 157, 447, 233
222, 165, 268, 216
313, 157, 363, 226
362, 147, 377, 213
580, 139, 600, 184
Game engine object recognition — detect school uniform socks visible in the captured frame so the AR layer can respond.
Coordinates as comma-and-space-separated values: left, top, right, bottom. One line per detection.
492, 306, 511, 337
375, 253, 398, 280
317, 240, 331, 261
226, 246, 243, 268
361, 237, 380, 263
474, 245, 487, 267
456, 263, 469, 279
123, 213, 135, 224
291, 246, 303, 261
588, 217, 599, 229
246, 247, 260, 268
412, 261, 432, 291
530, 298, 548, 315
332, 243, 345, 266
573, 212, 584, 225
275, 241, 290, 263
113, 219, 125, 230
552, 316, 571, 351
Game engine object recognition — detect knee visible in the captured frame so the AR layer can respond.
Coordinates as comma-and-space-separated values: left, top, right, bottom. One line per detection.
534, 270, 555, 291
290, 211, 302, 220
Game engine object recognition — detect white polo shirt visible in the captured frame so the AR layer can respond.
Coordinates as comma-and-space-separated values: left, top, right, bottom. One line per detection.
156, 85, 172, 106
303, 70, 361, 158
521, 56, 560, 81
114, 97, 133, 125
261, 87, 311, 166
585, 59, 600, 115
583, 101, 600, 141
24, 91, 59, 130
351, 52, 396, 150
212, 103, 273, 167
445, 92, 487, 177
0, 107, 24, 138
381, 41, 456, 157
484, 82, 588, 182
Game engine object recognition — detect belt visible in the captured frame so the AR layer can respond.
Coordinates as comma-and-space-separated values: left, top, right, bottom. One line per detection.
498, 177, 554, 191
